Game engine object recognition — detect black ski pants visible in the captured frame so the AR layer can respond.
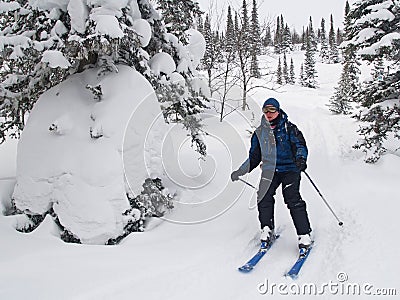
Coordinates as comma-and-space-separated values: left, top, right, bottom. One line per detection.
257, 171, 311, 235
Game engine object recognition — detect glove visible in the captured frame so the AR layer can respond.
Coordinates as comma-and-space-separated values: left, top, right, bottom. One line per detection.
230, 170, 242, 182
295, 157, 307, 172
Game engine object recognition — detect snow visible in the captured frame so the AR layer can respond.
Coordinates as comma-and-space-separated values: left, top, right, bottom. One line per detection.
148, 52, 176, 76
91, 14, 124, 38
29, 0, 69, 11
67, 0, 89, 34
0, 1, 20, 12
185, 29, 207, 69
41, 50, 71, 69
356, 8, 395, 25
358, 32, 400, 55
11, 65, 169, 244
1, 50, 400, 300
132, 19, 152, 47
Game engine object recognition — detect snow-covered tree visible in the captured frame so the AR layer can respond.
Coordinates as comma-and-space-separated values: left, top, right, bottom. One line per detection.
283, 53, 289, 84
155, 0, 203, 43
299, 63, 305, 85
276, 56, 283, 84
250, 0, 261, 54
250, 0, 261, 77
1, 0, 209, 243
347, 0, 400, 163
329, 14, 340, 63
274, 15, 282, 53
289, 57, 296, 84
282, 24, 293, 53
320, 18, 330, 63
263, 25, 273, 47
329, 0, 361, 114
307, 16, 318, 53
303, 33, 318, 88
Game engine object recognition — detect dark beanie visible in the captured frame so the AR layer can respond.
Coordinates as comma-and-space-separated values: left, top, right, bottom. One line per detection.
262, 98, 280, 110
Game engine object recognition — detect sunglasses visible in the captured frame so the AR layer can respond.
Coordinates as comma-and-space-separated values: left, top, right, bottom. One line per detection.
262, 106, 278, 113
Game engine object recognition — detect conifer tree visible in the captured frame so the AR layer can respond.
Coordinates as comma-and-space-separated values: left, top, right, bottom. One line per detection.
276, 57, 283, 85
250, 0, 262, 54
301, 27, 307, 50
308, 16, 318, 53
303, 33, 318, 88
156, 0, 202, 44
250, 0, 261, 77
263, 25, 273, 47
282, 24, 293, 53
289, 58, 296, 84
320, 18, 330, 63
283, 53, 289, 84
329, 0, 360, 115
329, 14, 340, 63
299, 63, 305, 85
225, 6, 236, 55
274, 16, 282, 53
347, 0, 400, 163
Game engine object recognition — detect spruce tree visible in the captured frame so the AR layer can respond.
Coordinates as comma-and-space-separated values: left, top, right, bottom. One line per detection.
156, 0, 202, 44
250, 0, 261, 77
283, 53, 289, 84
308, 16, 318, 53
303, 34, 318, 88
274, 16, 282, 53
347, 0, 400, 163
263, 25, 273, 47
320, 18, 330, 63
329, 0, 360, 115
276, 57, 283, 85
299, 63, 305, 85
329, 14, 340, 63
250, 0, 262, 55
282, 24, 293, 53
289, 58, 296, 84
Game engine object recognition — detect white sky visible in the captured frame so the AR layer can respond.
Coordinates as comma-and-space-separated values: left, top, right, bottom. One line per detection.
197, 0, 356, 32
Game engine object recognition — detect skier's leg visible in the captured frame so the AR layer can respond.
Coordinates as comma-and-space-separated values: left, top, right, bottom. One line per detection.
282, 171, 312, 235
257, 172, 281, 231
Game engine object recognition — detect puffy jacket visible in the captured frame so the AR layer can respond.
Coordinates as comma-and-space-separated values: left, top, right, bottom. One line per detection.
238, 109, 308, 174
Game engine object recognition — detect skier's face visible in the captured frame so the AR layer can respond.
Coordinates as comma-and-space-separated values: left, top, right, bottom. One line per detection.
263, 106, 279, 122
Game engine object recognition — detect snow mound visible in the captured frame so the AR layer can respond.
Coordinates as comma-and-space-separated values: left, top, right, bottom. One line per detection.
12, 65, 168, 244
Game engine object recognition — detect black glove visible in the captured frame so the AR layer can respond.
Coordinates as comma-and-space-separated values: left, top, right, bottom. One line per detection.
230, 170, 242, 182
295, 157, 307, 172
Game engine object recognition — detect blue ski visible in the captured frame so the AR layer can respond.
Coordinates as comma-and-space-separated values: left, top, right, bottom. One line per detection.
238, 235, 280, 273
285, 244, 313, 279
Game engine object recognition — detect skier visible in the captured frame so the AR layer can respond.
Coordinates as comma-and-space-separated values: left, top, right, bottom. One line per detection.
231, 98, 312, 251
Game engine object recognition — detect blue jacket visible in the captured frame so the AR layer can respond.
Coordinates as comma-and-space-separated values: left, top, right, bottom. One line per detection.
238, 110, 308, 174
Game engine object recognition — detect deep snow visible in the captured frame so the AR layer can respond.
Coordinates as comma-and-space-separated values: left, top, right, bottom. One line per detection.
1, 51, 399, 299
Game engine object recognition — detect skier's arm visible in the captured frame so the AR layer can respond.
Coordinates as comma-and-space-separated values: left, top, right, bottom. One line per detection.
290, 124, 308, 160
236, 132, 262, 175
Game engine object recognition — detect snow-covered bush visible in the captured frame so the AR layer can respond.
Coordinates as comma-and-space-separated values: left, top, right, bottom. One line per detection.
1, 0, 209, 244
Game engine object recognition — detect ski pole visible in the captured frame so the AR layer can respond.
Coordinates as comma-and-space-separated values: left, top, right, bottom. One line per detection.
303, 171, 343, 227
239, 178, 257, 190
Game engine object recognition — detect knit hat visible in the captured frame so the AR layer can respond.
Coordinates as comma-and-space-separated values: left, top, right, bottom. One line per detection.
262, 98, 280, 110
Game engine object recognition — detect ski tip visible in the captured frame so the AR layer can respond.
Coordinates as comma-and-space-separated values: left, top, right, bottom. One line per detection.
285, 273, 299, 280
238, 265, 253, 273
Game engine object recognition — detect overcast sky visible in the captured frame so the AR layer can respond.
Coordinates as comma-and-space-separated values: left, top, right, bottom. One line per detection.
197, 0, 355, 31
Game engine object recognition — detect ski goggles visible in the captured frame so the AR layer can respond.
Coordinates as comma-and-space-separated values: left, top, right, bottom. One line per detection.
262, 106, 278, 113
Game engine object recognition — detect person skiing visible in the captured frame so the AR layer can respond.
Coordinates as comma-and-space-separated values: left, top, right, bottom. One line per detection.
231, 98, 312, 250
